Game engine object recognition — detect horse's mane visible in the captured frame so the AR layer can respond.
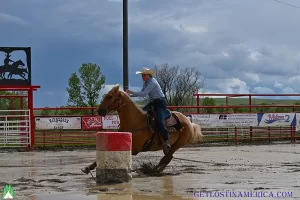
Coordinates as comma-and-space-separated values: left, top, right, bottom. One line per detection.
119, 90, 147, 115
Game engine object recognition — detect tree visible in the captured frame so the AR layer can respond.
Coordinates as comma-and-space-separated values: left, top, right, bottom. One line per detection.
66, 63, 106, 114
40, 107, 51, 116
154, 63, 206, 112
201, 97, 216, 113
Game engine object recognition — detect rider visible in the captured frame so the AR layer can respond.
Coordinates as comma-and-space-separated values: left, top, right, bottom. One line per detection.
125, 67, 171, 155
4, 53, 14, 67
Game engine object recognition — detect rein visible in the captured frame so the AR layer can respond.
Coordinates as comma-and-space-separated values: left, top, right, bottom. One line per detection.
106, 94, 126, 115
105, 92, 150, 134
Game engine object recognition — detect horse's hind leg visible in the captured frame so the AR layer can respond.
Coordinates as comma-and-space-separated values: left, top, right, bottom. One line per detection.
155, 123, 191, 172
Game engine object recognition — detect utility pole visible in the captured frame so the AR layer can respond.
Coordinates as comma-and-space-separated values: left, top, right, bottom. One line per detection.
123, 0, 128, 91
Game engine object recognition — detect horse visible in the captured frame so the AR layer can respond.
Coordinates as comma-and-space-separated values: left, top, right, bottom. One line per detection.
0, 60, 25, 79
81, 84, 204, 174
8, 67, 28, 80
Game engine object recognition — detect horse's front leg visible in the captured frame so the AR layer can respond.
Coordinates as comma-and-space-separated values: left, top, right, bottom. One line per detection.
81, 161, 97, 174
21, 73, 26, 80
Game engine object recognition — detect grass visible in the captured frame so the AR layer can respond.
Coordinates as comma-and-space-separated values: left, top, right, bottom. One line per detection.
212, 97, 300, 106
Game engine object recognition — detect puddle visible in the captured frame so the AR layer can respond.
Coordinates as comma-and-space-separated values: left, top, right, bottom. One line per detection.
0, 143, 299, 199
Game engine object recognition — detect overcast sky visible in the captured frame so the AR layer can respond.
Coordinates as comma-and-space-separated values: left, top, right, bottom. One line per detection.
1, 0, 300, 107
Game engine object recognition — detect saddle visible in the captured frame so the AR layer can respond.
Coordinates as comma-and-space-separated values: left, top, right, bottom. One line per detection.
141, 106, 182, 152
146, 109, 181, 133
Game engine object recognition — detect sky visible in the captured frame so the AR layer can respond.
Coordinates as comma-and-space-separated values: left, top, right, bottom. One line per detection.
1, 0, 300, 107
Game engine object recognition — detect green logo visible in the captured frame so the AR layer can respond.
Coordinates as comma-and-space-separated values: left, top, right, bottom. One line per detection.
2, 184, 14, 199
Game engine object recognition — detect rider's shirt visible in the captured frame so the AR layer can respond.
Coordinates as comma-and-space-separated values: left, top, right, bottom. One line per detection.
131, 77, 165, 100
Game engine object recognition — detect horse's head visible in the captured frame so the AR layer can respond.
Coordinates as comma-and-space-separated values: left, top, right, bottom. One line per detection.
22, 68, 28, 73
97, 84, 122, 116
16, 60, 25, 66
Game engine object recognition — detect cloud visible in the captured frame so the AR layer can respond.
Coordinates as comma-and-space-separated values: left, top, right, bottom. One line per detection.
0, 13, 30, 26
100, 84, 144, 102
2, 0, 300, 107
253, 87, 275, 94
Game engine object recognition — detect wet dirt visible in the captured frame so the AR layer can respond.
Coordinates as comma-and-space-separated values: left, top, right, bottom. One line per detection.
0, 143, 299, 199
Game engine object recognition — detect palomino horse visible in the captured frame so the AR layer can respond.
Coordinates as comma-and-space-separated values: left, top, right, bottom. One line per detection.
81, 84, 203, 174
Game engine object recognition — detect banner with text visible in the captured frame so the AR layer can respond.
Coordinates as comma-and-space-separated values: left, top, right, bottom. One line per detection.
102, 115, 120, 129
35, 117, 82, 130
191, 114, 257, 128
295, 113, 300, 131
257, 113, 296, 127
81, 116, 103, 130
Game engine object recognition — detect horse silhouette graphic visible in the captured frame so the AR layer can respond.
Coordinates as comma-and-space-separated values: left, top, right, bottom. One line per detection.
0, 47, 31, 86
0, 53, 27, 80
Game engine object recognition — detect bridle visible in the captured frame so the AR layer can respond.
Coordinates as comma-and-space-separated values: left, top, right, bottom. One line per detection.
100, 92, 149, 133
106, 93, 127, 115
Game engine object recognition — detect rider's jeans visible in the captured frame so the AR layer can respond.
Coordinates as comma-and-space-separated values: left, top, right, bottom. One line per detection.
152, 98, 169, 142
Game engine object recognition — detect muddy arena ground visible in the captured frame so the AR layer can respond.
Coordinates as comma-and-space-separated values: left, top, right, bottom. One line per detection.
0, 143, 299, 200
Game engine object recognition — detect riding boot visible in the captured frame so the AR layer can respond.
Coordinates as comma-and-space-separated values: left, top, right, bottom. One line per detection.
163, 140, 171, 155
81, 161, 97, 174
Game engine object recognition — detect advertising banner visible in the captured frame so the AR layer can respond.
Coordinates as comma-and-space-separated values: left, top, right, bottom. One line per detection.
190, 113, 257, 127
35, 117, 82, 130
217, 114, 258, 127
257, 113, 296, 127
81, 116, 103, 130
295, 113, 300, 131
190, 114, 219, 127
102, 115, 120, 129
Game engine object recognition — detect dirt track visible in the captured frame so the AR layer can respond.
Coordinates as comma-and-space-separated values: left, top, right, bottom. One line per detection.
0, 143, 299, 200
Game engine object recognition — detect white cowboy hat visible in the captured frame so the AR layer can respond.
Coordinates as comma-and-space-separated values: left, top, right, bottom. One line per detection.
135, 67, 155, 76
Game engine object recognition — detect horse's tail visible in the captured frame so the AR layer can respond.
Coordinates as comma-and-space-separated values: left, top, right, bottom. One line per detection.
189, 122, 204, 144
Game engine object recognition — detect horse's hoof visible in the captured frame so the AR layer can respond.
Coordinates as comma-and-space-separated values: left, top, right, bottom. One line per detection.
81, 167, 90, 174
156, 164, 167, 173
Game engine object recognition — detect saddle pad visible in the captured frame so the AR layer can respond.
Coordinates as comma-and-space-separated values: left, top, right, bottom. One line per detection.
165, 114, 178, 127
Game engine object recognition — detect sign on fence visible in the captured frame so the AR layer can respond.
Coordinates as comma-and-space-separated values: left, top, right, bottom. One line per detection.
257, 113, 296, 127
35, 117, 82, 130
296, 113, 300, 131
102, 115, 120, 129
81, 116, 103, 130
34, 113, 300, 130
191, 114, 257, 128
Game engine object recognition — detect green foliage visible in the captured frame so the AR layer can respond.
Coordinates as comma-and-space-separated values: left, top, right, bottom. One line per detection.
66, 63, 106, 115
40, 107, 51, 116
201, 97, 216, 113
0, 91, 28, 117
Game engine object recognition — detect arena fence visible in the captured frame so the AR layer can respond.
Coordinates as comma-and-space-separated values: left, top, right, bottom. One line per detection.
1, 92, 300, 149
31, 107, 299, 148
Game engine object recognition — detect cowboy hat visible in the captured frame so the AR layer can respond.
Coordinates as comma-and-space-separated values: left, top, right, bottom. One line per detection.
135, 67, 155, 76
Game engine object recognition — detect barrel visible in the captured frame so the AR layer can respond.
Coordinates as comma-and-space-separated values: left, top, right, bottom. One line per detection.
96, 132, 132, 183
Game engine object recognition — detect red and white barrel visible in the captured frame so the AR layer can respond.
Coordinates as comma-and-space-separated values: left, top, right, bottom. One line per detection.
96, 132, 132, 184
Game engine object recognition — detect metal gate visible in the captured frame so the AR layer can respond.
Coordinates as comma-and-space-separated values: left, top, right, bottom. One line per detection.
0, 109, 31, 148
